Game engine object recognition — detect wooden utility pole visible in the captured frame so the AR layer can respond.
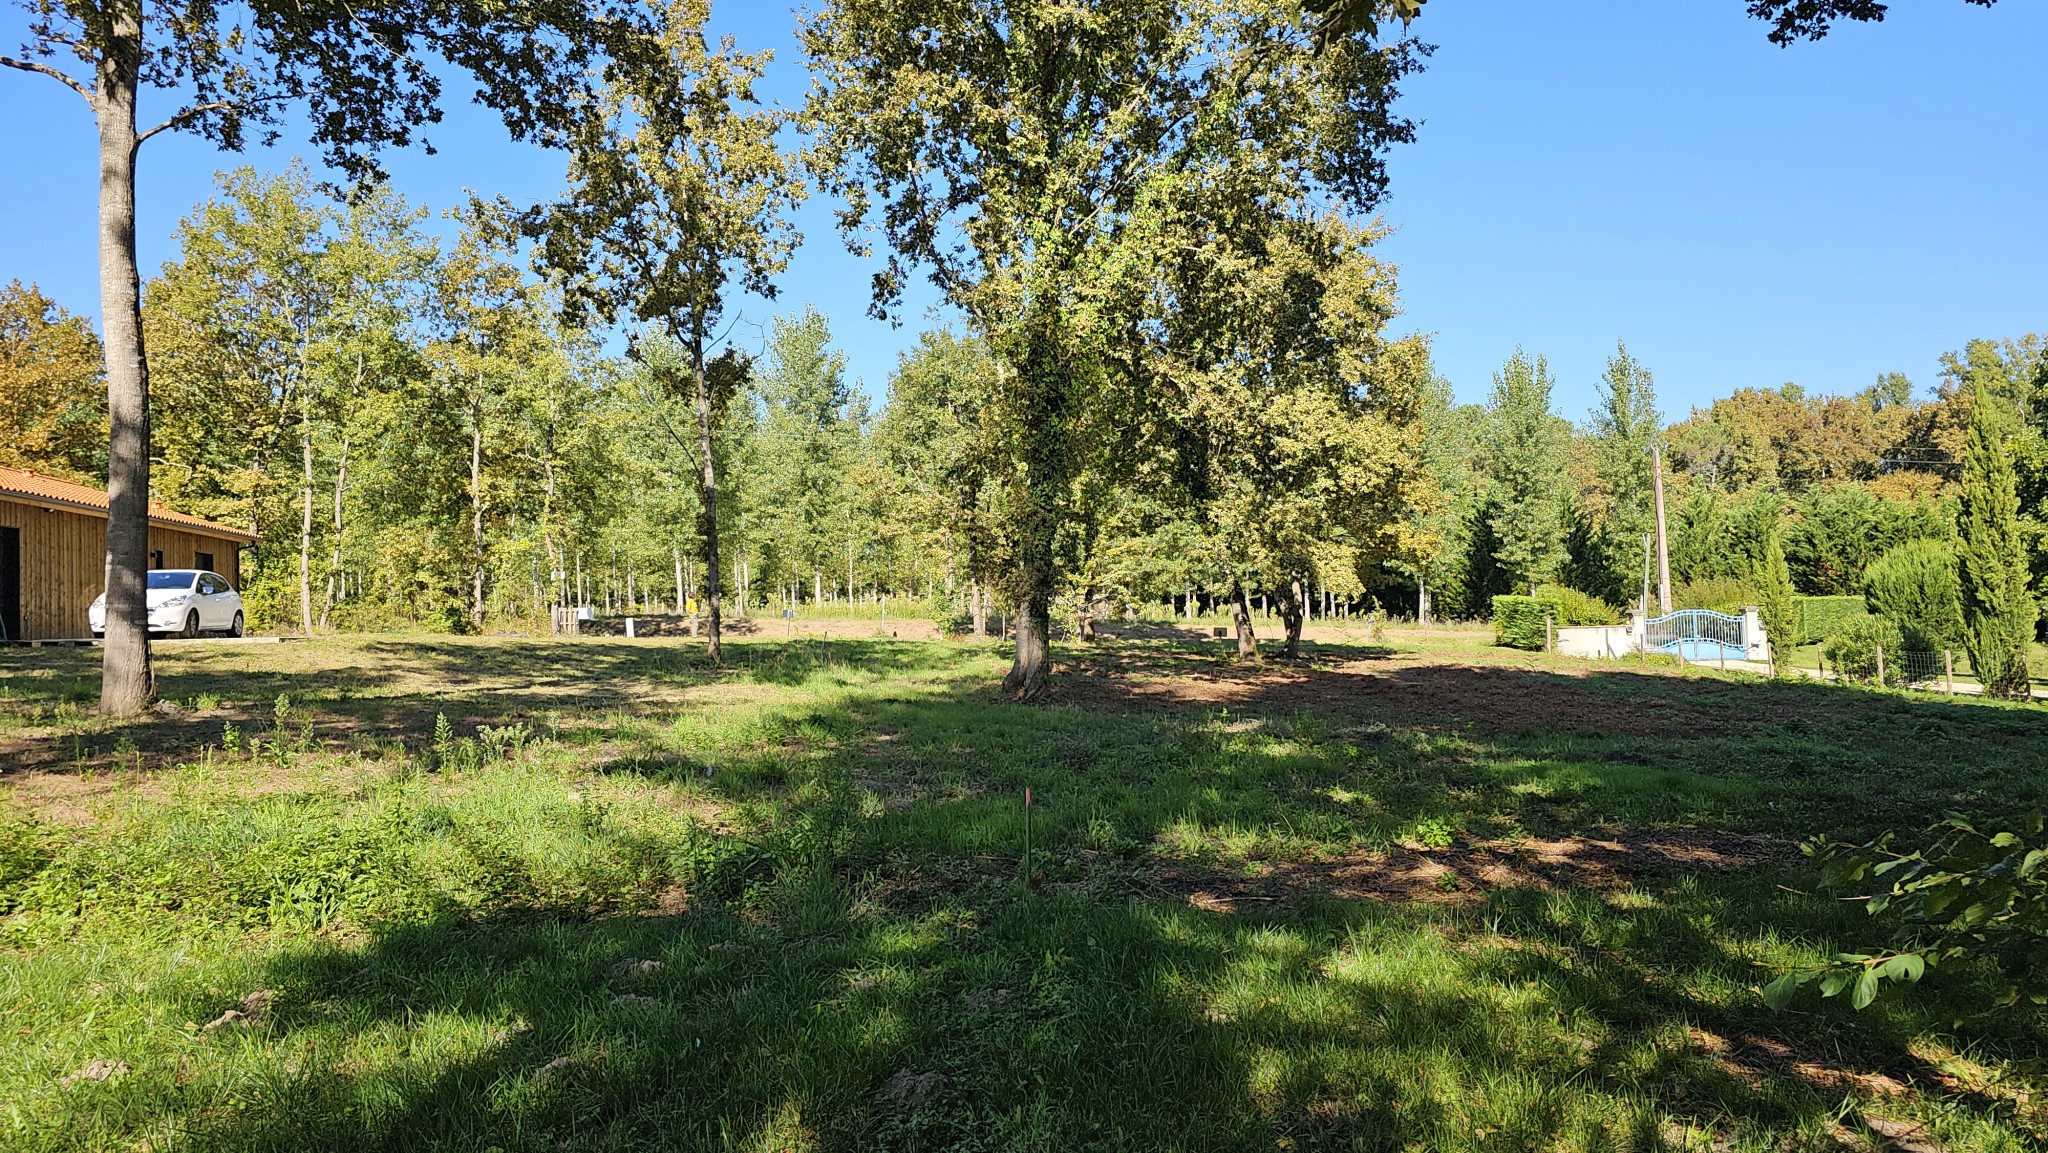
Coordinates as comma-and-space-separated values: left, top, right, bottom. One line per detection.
1651, 442, 1672, 615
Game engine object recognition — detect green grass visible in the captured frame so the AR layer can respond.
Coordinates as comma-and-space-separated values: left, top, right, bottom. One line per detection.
3, 633, 2046, 1151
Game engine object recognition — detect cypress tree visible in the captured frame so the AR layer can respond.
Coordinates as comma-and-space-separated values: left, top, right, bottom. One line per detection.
1754, 522, 1797, 676
1956, 382, 2035, 699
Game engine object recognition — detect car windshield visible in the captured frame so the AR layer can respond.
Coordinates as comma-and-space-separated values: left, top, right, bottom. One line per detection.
147, 572, 197, 590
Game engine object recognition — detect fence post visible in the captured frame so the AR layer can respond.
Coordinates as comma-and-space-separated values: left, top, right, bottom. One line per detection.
1945, 649, 1954, 694
1719, 641, 1726, 673
1875, 643, 1885, 686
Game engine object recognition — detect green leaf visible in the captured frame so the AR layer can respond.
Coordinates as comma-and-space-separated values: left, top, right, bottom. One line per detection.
1881, 953, 1925, 983
1851, 966, 1880, 1010
1761, 971, 1806, 1011
2020, 849, 2047, 879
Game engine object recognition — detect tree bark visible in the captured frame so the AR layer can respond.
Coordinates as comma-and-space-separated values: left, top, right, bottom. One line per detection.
298, 383, 315, 636
971, 578, 987, 637
1231, 580, 1260, 662
691, 335, 723, 663
540, 411, 561, 622
319, 432, 349, 630
96, 5, 151, 715
469, 388, 486, 631
1004, 589, 1052, 698
1281, 577, 1305, 659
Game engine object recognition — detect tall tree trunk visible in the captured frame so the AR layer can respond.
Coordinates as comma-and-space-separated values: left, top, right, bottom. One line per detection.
1078, 584, 1097, 641
319, 432, 349, 629
95, 7, 151, 715
1006, 588, 1052, 697
1231, 580, 1260, 662
971, 578, 987, 637
469, 390, 485, 631
298, 385, 315, 636
541, 419, 560, 619
1281, 577, 1305, 659
691, 337, 723, 663
998, 332, 1069, 701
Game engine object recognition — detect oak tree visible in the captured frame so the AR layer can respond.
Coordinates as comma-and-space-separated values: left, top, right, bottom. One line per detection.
802, 0, 1423, 697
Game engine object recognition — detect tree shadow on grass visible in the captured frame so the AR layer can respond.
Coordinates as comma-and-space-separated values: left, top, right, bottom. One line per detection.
0, 637, 992, 778
19, 645, 2048, 1150
92, 868, 2038, 1152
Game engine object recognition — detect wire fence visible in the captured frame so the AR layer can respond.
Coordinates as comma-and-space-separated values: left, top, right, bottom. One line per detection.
1820, 644, 1964, 692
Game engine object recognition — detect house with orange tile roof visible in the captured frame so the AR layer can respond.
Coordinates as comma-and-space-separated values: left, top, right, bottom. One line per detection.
0, 465, 257, 641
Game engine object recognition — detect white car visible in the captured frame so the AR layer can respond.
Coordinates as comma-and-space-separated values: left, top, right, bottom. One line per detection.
90, 570, 246, 639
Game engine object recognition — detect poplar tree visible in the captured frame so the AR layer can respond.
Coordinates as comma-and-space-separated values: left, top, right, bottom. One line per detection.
752, 308, 856, 604
1956, 382, 2035, 699
525, 0, 802, 664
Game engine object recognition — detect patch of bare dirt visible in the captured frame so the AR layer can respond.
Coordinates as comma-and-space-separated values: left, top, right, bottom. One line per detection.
1147, 828, 1796, 909
1058, 647, 1811, 739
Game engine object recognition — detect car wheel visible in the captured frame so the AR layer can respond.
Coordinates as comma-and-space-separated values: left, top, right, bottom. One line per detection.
229, 611, 245, 639
180, 611, 199, 639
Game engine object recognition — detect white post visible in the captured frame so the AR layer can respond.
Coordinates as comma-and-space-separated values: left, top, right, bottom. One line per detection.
1742, 605, 1763, 661
626, 616, 637, 639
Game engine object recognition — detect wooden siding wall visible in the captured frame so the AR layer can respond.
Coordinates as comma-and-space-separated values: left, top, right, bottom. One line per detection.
0, 495, 247, 639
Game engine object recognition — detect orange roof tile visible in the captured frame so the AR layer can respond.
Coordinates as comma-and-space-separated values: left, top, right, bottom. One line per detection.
0, 465, 259, 543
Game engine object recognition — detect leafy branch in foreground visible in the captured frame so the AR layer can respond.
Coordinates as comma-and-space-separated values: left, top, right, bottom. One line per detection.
1763, 813, 2048, 1012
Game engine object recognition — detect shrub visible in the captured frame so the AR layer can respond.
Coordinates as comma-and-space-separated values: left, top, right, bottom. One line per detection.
1532, 584, 1620, 626
0, 818, 52, 914
1491, 595, 1556, 649
1765, 813, 2048, 1012
1821, 616, 1905, 686
1793, 595, 1868, 645
1863, 538, 1964, 651
1671, 577, 1755, 615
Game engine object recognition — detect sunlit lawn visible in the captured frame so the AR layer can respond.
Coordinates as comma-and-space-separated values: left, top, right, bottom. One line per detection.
2, 631, 2046, 1151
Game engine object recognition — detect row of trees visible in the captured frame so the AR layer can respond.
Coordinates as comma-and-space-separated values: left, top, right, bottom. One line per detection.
1385, 334, 2041, 697
0, 0, 2011, 711
1, 162, 1430, 656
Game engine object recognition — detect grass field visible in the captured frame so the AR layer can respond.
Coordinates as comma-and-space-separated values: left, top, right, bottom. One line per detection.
4, 628, 2047, 1151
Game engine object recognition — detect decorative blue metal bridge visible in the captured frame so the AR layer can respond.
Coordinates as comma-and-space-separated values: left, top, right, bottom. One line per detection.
1644, 608, 1747, 662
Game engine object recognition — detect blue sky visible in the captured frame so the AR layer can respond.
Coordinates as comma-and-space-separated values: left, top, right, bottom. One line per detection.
1, 1, 2041, 421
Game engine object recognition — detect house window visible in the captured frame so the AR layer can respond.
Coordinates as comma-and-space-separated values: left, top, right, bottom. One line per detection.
195, 550, 215, 574
149, 550, 164, 570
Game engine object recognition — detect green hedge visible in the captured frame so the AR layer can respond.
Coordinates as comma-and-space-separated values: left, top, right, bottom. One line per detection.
1492, 595, 1559, 650
1794, 595, 1869, 645
1673, 578, 1757, 615
1532, 584, 1622, 626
